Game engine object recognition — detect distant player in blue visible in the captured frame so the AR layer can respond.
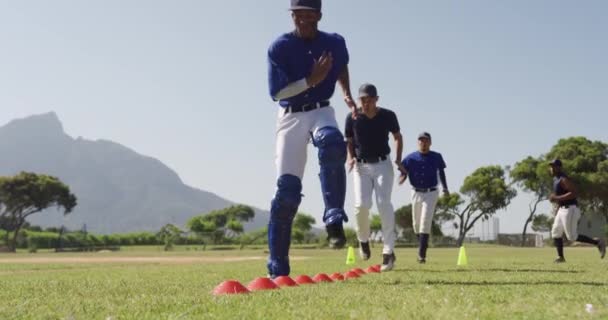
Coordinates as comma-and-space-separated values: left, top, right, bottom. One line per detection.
400, 132, 449, 264
266, 0, 357, 277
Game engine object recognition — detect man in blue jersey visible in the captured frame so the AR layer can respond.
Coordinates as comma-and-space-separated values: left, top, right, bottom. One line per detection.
549, 159, 606, 263
266, 0, 357, 277
399, 132, 449, 264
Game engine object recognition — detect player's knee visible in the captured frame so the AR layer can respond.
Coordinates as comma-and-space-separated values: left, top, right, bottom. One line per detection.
313, 127, 346, 165
270, 174, 302, 222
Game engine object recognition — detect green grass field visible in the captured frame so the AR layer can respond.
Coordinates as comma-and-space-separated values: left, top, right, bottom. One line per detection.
1, 245, 607, 319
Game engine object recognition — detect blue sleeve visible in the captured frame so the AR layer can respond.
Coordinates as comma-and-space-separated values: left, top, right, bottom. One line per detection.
437, 153, 446, 169
401, 156, 409, 171
338, 34, 349, 65
268, 41, 289, 101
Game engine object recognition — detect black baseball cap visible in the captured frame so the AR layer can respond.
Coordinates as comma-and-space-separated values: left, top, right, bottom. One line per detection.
418, 132, 432, 140
549, 159, 562, 167
290, 0, 321, 11
358, 83, 378, 98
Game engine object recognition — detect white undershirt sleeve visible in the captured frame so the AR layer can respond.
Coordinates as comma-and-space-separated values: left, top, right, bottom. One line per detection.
273, 78, 309, 101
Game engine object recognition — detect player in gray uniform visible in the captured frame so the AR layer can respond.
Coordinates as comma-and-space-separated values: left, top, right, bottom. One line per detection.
549, 159, 606, 263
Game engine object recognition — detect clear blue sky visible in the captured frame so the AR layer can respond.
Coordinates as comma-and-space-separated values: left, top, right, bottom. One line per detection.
1, 1, 607, 235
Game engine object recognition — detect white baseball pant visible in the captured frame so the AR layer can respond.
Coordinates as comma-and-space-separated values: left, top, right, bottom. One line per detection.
411, 189, 439, 234
275, 106, 339, 179
551, 205, 581, 240
353, 157, 396, 254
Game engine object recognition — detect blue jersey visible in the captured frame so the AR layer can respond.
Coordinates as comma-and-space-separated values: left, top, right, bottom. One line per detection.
267, 31, 349, 108
401, 151, 447, 189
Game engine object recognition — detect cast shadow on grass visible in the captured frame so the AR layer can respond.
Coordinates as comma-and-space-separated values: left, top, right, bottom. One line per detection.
346, 279, 606, 287
394, 268, 583, 274
423, 280, 606, 286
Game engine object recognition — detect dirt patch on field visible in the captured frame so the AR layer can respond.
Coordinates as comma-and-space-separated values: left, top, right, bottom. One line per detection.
0, 256, 310, 264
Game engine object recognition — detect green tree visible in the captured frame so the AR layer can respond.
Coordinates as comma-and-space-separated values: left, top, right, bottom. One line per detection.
156, 224, 182, 251
187, 205, 255, 244
531, 214, 553, 233
510, 156, 552, 246
293, 213, 316, 232
544, 137, 608, 214
370, 214, 382, 234
0, 172, 77, 252
292, 213, 316, 244
436, 166, 517, 246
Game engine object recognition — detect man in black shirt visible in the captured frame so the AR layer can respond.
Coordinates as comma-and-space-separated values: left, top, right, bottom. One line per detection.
345, 83, 404, 271
549, 159, 606, 263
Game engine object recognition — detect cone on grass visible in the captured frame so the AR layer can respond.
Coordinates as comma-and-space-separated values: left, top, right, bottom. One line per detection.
457, 246, 468, 266
213, 280, 250, 295
346, 246, 356, 265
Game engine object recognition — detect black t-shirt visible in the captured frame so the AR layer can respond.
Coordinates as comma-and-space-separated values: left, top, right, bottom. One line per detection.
344, 108, 400, 159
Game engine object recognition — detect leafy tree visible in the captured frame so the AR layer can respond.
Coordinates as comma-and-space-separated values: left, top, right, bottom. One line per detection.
370, 214, 382, 234
226, 220, 244, 234
187, 205, 255, 244
156, 224, 182, 251
436, 166, 517, 246
0, 172, 77, 252
510, 156, 552, 246
544, 137, 608, 214
293, 213, 316, 232
531, 214, 553, 233
292, 213, 316, 244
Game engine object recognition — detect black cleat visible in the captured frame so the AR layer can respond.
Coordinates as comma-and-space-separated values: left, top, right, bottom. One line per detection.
554, 257, 566, 264
417, 256, 426, 264
359, 241, 371, 260
381, 253, 396, 271
326, 223, 346, 249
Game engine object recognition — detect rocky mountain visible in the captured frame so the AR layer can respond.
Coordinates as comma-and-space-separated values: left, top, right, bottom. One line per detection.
0, 112, 268, 233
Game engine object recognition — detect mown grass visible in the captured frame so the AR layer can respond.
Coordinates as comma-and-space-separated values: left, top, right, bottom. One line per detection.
1, 245, 607, 319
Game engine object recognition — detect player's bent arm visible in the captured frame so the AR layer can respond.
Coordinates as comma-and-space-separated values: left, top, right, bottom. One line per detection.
557, 177, 578, 201
273, 79, 310, 101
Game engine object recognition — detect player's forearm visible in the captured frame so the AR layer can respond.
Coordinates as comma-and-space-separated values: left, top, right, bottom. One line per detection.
346, 139, 356, 160
439, 169, 448, 191
273, 78, 310, 101
393, 133, 403, 163
337, 65, 353, 100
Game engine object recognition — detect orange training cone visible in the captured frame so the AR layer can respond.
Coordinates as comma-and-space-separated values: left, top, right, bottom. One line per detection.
330, 272, 345, 281
273, 276, 299, 287
294, 275, 316, 285
246, 277, 280, 291
213, 280, 250, 295
312, 273, 334, 283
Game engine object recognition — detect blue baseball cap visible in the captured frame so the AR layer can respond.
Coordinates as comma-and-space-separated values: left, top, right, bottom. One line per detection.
290, 0, 321, 11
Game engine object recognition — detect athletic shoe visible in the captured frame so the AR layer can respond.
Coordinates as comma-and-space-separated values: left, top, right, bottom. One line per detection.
381, 253, 396, 271
417, 256, 426, 264
326, 223, 346, 249
598, 238, 606, 259
554, 257, 566, 263
359, 241, 370, 260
